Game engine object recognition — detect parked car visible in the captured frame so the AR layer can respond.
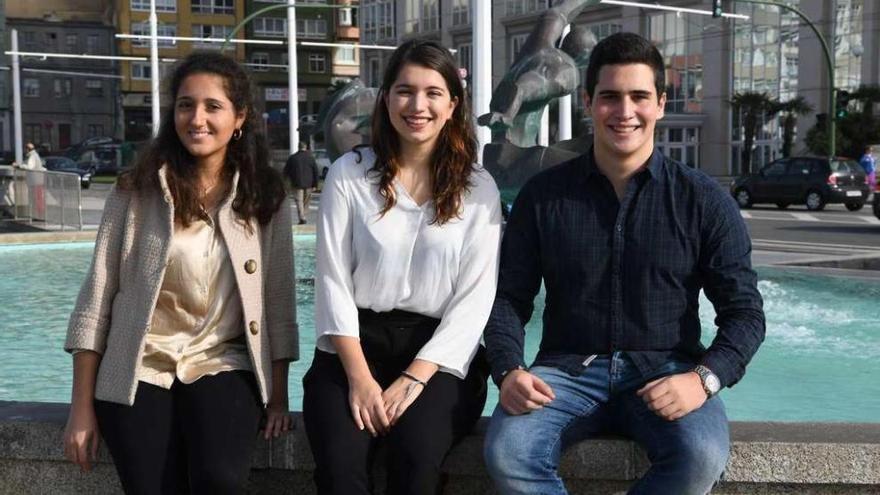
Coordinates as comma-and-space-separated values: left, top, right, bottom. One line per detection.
873, 181, 880, 220
730, 156, 871, 211
43, 156, 93, 189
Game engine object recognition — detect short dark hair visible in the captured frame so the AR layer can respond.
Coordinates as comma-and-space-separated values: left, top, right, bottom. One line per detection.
584, 32, 665, 99
299, 141, 309, 151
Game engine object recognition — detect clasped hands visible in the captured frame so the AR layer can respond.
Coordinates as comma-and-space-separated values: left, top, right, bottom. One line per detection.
500, 369, 707, 421
347, 373, 426, 437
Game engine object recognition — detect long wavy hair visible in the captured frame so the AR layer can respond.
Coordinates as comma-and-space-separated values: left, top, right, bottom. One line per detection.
369, 39, 477, 225
119, 51, 284, 227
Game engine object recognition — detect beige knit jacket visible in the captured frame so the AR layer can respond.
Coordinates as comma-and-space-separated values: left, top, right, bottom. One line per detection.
64, 167, 299, 406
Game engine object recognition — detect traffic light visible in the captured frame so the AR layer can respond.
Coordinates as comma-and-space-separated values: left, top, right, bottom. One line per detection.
712, 0, 723, 18
836, 90, 851, 119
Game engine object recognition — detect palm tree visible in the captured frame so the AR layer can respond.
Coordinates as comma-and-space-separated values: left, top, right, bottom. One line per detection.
773, 96, 813, 158
730, 92, 781, 174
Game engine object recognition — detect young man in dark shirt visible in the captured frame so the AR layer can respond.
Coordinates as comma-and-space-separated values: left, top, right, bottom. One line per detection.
483, 32, 765, 494
284, 141, 319, 224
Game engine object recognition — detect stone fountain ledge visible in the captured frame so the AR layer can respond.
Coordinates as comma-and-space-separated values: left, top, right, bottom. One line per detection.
1, 401, 877, 494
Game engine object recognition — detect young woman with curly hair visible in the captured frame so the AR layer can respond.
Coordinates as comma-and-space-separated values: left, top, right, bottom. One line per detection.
61, 51, 298, 494
302, 39, 502, 494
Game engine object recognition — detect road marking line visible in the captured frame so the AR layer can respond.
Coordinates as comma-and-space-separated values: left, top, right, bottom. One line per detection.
740, 211, 752, 219
859, 215, 880, 224
743, 215, 870, 226
789, 213, 820, 222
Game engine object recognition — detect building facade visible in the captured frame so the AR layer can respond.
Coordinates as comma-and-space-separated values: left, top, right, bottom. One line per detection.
244, 0, 359, 151
111, 0, 247, 142
359, 0, 879, 177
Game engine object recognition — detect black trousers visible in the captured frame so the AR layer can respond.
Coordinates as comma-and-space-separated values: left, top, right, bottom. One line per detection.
94, 370, 263, 495
302, 309, 489, 495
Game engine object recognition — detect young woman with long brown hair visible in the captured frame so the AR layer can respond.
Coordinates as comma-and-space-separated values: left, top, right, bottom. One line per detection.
61, 52, 298, 494
302, 39, 502, 494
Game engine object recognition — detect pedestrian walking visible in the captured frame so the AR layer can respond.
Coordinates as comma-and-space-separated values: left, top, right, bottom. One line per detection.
860, 145, 876, 191
284, 141, 319, 224
61, 51, 299, 494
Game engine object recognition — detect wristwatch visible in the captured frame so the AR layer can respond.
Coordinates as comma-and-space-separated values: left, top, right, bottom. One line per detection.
500, 365, 525, 379
693, 365, 721, 398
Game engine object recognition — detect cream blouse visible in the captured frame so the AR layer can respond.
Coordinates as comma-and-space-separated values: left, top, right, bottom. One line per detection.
136, 207, 251, 388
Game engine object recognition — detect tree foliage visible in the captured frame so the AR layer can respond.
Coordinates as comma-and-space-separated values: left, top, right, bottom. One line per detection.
730, 92, 780, 174
806, 84, 880, 157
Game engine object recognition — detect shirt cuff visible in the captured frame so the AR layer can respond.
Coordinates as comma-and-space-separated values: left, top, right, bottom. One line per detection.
489, 353, 527, 389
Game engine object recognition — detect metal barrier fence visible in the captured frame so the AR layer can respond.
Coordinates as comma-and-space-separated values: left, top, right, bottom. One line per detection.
9, 168, 83, 230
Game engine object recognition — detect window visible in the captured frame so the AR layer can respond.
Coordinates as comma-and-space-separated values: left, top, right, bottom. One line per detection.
506, 0, 546, 16
86, 34, 100, 53
587, 22, 621, 42
308, 53, 326, 73
335, 46, 356, 65
131, 0, 175, 12
763, 160, 787, 177
509, 34, 529, 64
405, 0, 439, 33
368, 58, 381, 87
253, 17, 286, 37
649, 12, 704, 113
23, 79, 39, 98
192, 25, 233, 48
339, 7, 353, 27
251, 52, 270, 71
86, 80, 103, 97
131, 21, 177, 48
25, 124, 42, 145
44, 32, 57, 49
22, 32, 36, 48
456, 43, 472, 84
66, 34, 78, 49
131, 62, 151, 79
54, 79, 72, 98
452, 0, 470, 25
192, 0, 234, 15
362, 0, 395, 43
87, 125, 104, 138
297, 18, 328, 39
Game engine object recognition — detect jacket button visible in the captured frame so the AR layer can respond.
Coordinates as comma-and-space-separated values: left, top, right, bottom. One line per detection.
249, 321, 259, 335
245, 259, 257, 274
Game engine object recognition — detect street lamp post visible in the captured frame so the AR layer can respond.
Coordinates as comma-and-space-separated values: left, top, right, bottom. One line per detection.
734, 0, 837, 157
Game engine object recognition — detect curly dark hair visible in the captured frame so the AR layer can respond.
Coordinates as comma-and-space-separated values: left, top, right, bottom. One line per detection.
369, 39, 477, 225
119, 51, 284, 227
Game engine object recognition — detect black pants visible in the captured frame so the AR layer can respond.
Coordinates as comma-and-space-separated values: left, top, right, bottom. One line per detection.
302, 309, 489, 495
94, 370, 263, 495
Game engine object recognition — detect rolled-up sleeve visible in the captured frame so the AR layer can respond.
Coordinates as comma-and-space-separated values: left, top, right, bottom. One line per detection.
265, 196, 299, 362
699, 190, 766, 388
64, 187, 131, 354
314, 158, 360, 350
417, 183, 502, 378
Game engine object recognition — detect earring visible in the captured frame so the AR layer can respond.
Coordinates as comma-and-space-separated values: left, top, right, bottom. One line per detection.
232, 128, 243, 140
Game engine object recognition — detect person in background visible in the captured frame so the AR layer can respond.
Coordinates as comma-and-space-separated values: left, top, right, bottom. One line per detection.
483, 32, 765, 495
859, 145, 876, 191
302, 39, 501, 495
61, 51, 298, 494
284, 141, 319, 225
21, 142, 44, 170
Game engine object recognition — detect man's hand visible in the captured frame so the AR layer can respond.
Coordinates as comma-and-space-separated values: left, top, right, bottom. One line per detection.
499, 369, 555, 415
637, 371, 707, 421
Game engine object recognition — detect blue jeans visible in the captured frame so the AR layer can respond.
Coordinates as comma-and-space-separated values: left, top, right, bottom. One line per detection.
484, 353, 729, 495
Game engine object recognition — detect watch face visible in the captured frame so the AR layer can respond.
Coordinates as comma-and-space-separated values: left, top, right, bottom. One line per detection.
705, 374, 721, 394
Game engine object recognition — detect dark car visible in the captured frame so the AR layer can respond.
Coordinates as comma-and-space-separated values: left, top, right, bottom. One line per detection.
873, 181, 880, 220
43, 156, 93, 189
730, 157, 871, 211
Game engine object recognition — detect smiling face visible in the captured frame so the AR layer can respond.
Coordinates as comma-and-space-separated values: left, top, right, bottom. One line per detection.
385, 63, 457, 154
585, 63, 665, 167
174, 72, 245, 167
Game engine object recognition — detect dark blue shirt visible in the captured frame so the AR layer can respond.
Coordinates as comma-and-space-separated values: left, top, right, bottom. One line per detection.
484, 148, 765, 389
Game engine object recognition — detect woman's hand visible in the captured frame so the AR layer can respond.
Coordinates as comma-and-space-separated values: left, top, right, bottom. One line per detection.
348, 374, 390, 437
63, 404, 101, 472
263, 400, 292, 440
382, 375, 426, 426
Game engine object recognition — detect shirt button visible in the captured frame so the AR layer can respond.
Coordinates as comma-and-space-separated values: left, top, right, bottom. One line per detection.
616, 224, 623, 232
249, 321, 259, 335
245, 259, 257, 274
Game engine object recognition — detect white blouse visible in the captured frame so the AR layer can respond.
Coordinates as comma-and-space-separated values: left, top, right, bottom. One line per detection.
314, 148, 502, 378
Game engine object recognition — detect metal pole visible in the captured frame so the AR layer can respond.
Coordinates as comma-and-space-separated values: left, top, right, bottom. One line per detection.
540, 108, 549, 146
473, 0, 492, 159
11, 29, 22, 165
558, 24, 572, 142
735, 0, 835, 156
149, 0, 161, 137
288, 0, 299, 153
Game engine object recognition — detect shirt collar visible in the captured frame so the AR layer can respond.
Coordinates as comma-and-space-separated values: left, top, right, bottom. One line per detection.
580, 146, 666, 183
